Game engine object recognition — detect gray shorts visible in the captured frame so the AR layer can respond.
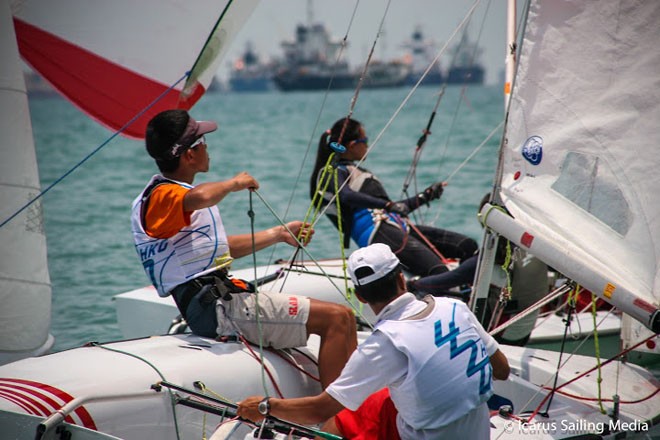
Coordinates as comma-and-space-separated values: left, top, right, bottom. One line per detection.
215, 291, 310, 349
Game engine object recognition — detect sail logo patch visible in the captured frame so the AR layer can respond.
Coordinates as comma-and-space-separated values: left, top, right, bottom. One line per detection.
522, 136, 543, 165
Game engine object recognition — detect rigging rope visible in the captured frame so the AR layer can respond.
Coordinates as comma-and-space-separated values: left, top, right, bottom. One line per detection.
90, 342, 183, 440
590, 292, 606, 413
308, 0, 483, 232
0, 71, 190, 230
523, 333, 658, 424
543, 284, 578, 414
492, 306, 618, 430
253, 189, 374, 329
287, 0, 394, 281
311, 100, 501, 235
260, 1, 362, 272
403, 0, 491, 226
248, 190, 271, 398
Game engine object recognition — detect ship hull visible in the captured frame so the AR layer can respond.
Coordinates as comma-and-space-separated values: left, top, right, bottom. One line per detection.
273, 71, 356, 91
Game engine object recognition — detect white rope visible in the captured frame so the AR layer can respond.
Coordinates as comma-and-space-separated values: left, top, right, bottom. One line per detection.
253, 190, 374, 330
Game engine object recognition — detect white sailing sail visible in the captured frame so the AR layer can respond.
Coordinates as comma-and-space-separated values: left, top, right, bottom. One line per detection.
0, 0, 53, 365
481, 0, 660, 335
0, 0, 258, 367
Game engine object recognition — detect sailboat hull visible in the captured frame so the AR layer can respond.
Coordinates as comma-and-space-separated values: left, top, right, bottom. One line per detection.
0, 334, 323, 440
489, 345, 660, 439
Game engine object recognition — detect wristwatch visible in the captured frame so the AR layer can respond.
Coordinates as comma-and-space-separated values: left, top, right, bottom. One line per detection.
257, 397, 270, 416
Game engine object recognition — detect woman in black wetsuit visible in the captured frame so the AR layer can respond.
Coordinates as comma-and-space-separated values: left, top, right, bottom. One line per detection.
309, 117, 478, 280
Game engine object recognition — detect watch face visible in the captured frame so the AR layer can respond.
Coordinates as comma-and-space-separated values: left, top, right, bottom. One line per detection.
258, 399, 269, 415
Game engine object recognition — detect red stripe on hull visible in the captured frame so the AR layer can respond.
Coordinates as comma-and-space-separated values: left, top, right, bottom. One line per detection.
14, 18, 205, 139
0, 383, 63, 418
0, 389, 46, 416
0, 378, 96, 429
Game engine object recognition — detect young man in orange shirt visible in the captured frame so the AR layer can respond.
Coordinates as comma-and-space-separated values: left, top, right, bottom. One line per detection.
131, 109, 356, 387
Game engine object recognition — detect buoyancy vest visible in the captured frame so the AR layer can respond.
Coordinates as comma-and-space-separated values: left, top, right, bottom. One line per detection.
131, 175, 232, 297
376, 297, 493, 429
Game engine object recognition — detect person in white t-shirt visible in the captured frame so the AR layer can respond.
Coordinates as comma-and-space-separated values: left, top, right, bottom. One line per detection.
237, 243, 510, 439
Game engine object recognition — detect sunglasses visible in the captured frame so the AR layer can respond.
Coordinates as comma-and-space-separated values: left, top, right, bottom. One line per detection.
189, 135, 206, 150
352, 137, 369, 145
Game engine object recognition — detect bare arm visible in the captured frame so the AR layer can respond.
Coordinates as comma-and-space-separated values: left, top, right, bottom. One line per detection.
237, 391, 344, 425
227, 221, 314, 258
182, 172, 258, 212
490, 349, 510, 380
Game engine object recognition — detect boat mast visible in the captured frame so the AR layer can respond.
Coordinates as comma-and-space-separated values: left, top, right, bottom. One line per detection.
469, 0, 517, 322
504, 0, 517, 109
307, 0, 313, 27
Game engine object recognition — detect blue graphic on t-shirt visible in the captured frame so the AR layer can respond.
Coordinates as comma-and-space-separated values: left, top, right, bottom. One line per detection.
434, 304, 492, 394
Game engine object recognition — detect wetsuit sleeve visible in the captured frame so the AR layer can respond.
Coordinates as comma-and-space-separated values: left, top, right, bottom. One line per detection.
397, 193, 429, 213
335, 168, 390, 209
144, 184, 192, 238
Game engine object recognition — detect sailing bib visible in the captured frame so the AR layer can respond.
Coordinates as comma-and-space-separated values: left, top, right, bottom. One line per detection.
340, 163, 407, 246
131, 175, 232, 297
376, 297, 493, 429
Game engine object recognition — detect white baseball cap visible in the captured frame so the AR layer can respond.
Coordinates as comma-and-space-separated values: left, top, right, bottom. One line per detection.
348, 243, 401, 286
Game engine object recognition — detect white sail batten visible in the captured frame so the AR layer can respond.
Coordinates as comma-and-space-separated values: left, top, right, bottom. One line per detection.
0, 0, 53, 364
492, 0, 660, 331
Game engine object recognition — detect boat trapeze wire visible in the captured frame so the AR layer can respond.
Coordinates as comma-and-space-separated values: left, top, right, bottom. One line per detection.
400, 0, 490, 213
310, 0, 484, 230
336, 0, 394, 144
427, 120, 504, 226
299, 1, 477, 268
284, 0, 395, 285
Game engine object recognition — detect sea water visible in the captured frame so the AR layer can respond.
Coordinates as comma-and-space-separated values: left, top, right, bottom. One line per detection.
29, 85, 503, 352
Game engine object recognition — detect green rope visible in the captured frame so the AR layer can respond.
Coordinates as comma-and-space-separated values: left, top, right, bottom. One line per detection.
303, 155, 337, 228
196, 382, 233, 440
302, 154, 352, 302
501, 239, 513, 297
478, 203, 508, 229
566, 284, 578, 309
590, 292, 606, 414
332, 164, 351, 301
91, 342, 182, 440
253, 190, 374, 330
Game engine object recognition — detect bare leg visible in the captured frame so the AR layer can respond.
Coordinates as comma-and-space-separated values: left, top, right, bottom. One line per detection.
316, 416, 341, 440
306, 298, 357, 388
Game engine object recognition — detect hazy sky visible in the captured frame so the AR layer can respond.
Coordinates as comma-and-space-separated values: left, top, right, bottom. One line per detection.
218, 0, 513, 85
